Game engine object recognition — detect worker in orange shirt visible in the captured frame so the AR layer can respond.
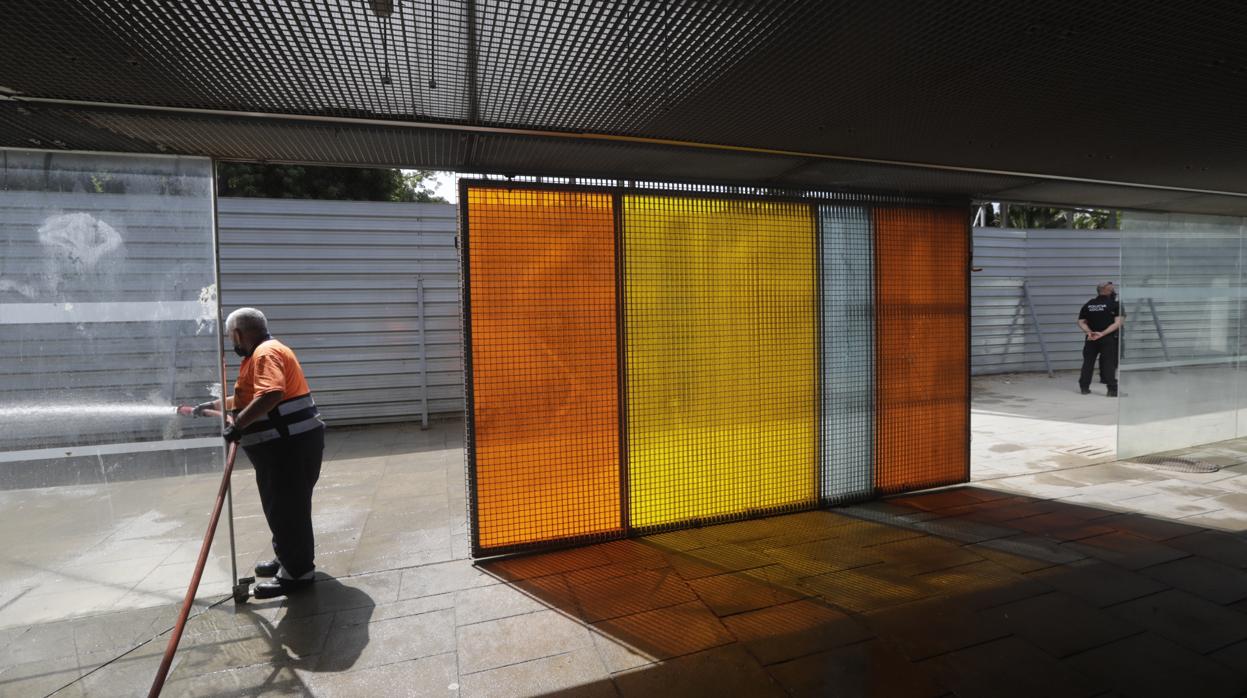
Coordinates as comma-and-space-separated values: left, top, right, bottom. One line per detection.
196, 307, 325, 599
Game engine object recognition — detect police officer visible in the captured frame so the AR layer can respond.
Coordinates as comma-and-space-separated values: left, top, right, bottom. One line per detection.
1077, 282, 1122, 397
196, 307, 325, 598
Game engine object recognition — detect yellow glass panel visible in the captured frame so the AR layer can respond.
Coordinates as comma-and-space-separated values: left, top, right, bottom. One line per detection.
623, 195, 817, 528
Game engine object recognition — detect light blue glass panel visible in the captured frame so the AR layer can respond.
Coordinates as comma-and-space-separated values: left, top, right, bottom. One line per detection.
820, 205, 874, 501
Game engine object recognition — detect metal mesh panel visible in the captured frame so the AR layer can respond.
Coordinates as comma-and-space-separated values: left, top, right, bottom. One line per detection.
461, 182, 969, 555
464, 187, 622, 553
0, 0, 779, 132
1, 0, 470, 121
820, 205, 874, 503
873, 207, 969, 493
622, 195, 818, 530
8, 1, 1247, 210
472, 1, 792, 133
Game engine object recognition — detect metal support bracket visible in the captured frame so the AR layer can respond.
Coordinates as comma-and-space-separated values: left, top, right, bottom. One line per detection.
1145, 297, 1174, 372
1022, 281, 1054, 377
417, 275, 430, 430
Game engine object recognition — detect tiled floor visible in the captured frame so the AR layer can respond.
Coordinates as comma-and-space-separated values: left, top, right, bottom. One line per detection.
7, 411, 1247, 695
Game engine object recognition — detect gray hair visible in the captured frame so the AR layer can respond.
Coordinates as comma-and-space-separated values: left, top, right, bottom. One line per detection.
225, 307, 268, 335
1096, 282, 1111, 293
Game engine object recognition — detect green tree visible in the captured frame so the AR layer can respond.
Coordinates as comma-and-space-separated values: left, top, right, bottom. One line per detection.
1072, 209, 1115, 229
393, 170, 446, 202
1009, 206, 1073, 229
979, 203, 1119, 229
216, 163, 447, 202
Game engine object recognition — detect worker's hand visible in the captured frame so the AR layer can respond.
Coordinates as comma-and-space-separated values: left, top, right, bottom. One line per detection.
222, 424, 242, 444
192, 401, 215, 417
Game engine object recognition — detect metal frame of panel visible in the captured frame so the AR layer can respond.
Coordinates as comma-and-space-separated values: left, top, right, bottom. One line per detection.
461, 179, 970, 557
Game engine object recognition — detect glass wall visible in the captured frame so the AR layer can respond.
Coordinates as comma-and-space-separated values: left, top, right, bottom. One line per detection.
1118, 211, 1246, 458
0, 149, 224, 686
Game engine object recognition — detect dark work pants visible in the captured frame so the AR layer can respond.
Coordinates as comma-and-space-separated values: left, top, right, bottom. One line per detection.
244, 427, 324, 579
1079, 337, 1119, 391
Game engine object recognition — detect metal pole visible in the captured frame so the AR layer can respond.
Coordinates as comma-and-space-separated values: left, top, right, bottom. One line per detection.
210, 160, 242, 600
1022, 281, 1054, 377
418, 275, 429, 430
220, 356, 243, 601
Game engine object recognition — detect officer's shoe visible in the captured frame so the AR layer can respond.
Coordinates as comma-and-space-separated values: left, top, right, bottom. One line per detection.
253, 576, 314, 599
1080, 387, 1091, 395
254, 559, 280, 578
1107, 388, 1118, 398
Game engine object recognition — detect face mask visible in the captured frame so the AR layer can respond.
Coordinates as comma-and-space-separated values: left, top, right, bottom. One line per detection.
232, 333, 270, 358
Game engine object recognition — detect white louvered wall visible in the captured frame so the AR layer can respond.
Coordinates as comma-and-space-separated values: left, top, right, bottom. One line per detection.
971, 227, 1122, 375
217, 198, 463, 425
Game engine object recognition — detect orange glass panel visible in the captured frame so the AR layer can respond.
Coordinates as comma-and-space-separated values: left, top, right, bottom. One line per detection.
466, 187, 621, 551
874, 207, 969, 492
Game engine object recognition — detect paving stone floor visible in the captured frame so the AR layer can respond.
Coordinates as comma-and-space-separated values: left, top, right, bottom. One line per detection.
971, 370, 1118, 480
6, 410, 1247, 695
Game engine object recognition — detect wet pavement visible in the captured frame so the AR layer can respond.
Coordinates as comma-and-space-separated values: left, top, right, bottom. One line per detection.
0, 421, 465, 695
972, 370, 1118, 481
5, 415, 1247, 695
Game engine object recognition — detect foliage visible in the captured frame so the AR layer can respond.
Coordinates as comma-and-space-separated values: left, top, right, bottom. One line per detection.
217, 163, 447, 202
975, 203, 1118, 229
395, 171, 447, 202
1070, 209, 1116, 229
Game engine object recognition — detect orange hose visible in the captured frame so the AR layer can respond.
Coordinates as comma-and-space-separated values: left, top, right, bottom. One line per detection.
148, 440, 239, 697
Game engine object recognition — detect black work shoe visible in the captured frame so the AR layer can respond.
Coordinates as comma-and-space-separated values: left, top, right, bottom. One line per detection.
254, 559, 280, 578
1080, 387, 1091, 395
1107, 388, 1118, 398
253, 577, 313, 599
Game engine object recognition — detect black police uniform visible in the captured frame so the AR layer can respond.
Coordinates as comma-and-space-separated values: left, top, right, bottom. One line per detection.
1078, 294, 1120, 393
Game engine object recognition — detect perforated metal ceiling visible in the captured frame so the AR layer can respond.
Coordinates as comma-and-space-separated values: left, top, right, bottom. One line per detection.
3, 1, 1247, 212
